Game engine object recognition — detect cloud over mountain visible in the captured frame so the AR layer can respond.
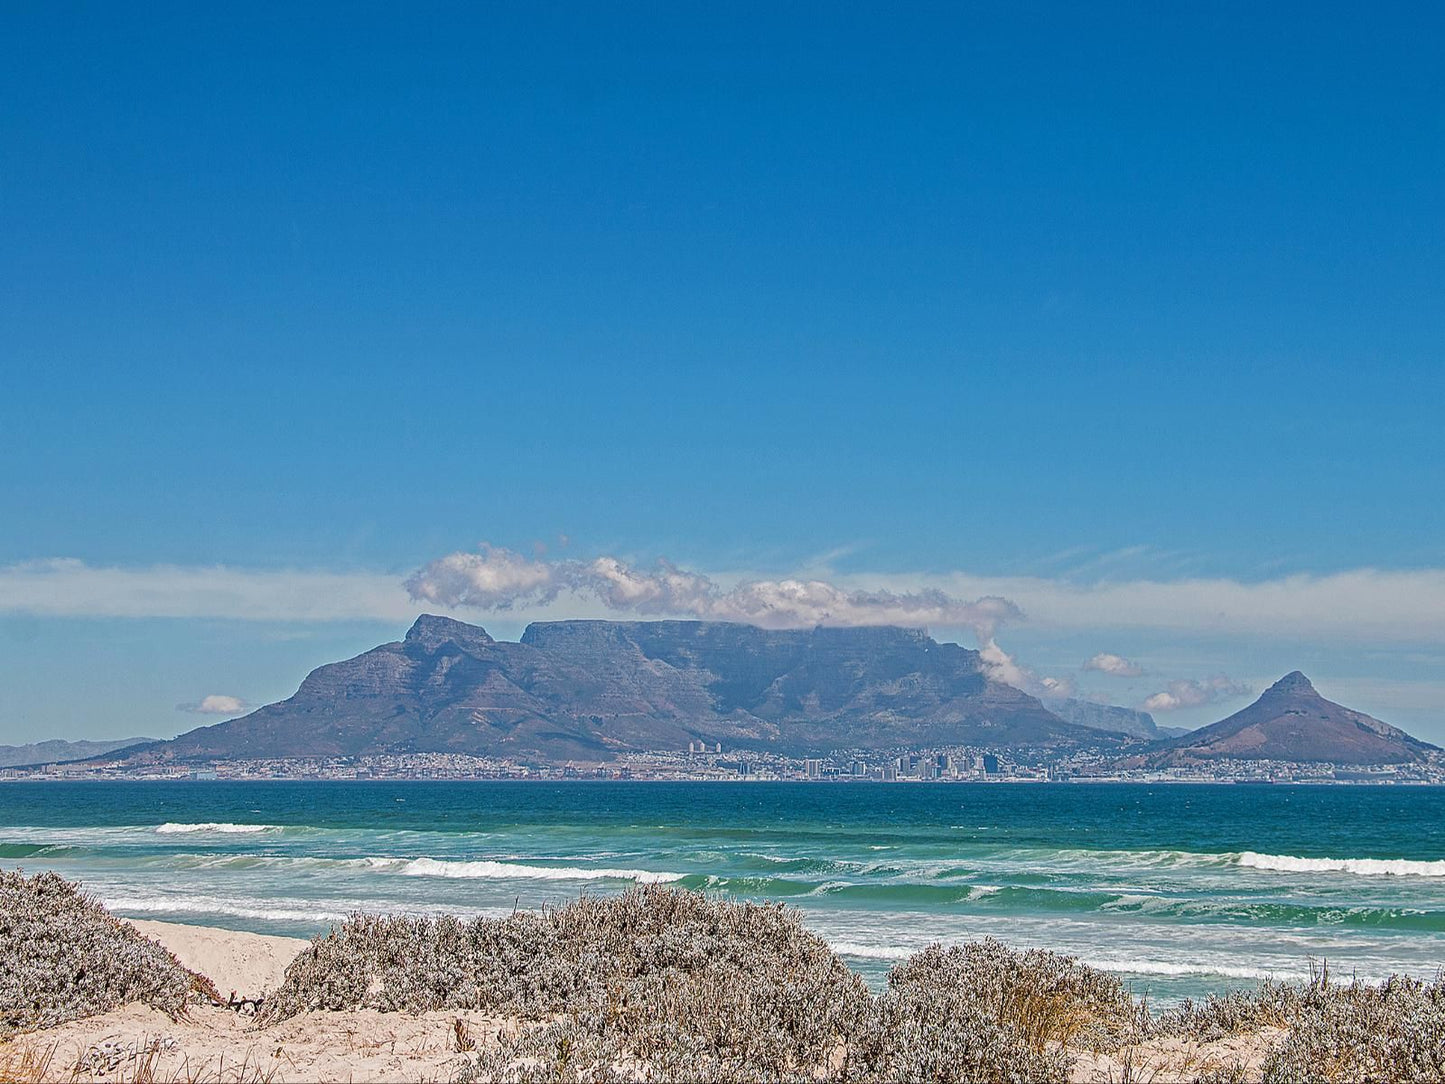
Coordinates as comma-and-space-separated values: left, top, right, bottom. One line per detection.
1142, 676, 1251, 712
177, 694, 248, 715
3, 558, 1444, 647
405, 545, 1022, 637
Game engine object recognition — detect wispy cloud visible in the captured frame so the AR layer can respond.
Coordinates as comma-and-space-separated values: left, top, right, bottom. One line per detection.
1142, 676, 1251, 712
177, 694, 248, 715
1083, 652, 1144, 677
0, 558, 415, 621
852, 567, 1445, 642
2, 555, 1444, 646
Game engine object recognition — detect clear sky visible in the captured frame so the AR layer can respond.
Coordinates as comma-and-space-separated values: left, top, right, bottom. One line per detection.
2, 3, 1442, 743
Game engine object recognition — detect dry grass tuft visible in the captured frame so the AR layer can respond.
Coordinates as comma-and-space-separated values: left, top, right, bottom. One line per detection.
0, 1037, 280, 1083
0, 869, 219, 1039
884, 940, 1144, 1054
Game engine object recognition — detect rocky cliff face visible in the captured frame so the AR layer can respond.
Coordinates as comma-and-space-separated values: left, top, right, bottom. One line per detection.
1147, 672, 1437, 765
142, 616, 1116, 763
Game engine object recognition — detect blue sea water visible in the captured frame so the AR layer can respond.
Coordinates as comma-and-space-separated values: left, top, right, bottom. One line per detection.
3, 781, 1444, 1004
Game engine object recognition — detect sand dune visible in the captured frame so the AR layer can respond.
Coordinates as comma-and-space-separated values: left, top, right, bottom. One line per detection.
128, 920, 308, 1002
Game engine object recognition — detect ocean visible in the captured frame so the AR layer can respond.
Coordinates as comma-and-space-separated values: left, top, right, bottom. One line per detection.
3, 780, 1443, 1004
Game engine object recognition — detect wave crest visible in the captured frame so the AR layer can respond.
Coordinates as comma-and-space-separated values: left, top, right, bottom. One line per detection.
1236, 851, 1445, 877
154, 822, 280, 834
396, 857, 683, 883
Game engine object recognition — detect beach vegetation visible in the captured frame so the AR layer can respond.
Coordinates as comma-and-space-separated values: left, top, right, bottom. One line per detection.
8, 874, 1445, 1082
1161, 962, 1445, 1083
0, 869, 218, 1039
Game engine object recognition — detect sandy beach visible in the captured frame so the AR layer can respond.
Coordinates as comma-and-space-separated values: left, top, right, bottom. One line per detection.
3, 919, 516, 1083
0, 916, 1290, 1084
124, 920, 309, 1004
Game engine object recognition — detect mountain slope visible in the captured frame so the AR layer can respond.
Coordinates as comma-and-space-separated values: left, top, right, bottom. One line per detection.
1047, 698, 1160, 740
0, 737, 156, 768
130, 616, 1117, 764
1148, 672, 1437, 765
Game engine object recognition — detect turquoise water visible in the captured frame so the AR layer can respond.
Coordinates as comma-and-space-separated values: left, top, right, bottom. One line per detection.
3, 781, 1444, 1004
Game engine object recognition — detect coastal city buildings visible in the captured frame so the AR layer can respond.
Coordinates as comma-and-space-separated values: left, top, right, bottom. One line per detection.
4, 744, 1441, 786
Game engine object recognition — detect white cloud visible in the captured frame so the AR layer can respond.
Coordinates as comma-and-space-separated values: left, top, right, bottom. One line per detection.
403, 546, 558, 610
1, 556, 1444, 646
404, 547, 1023, 637
977, 639, 1075, 699
1142, 676, 1252, 712
1083, 652, 1143, 677
178, 694, 248, 715
892, 568, 1445, 642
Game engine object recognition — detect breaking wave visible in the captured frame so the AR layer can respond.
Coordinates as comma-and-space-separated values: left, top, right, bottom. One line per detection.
1236, 852, 1445, 877
154, 822, 280, 835
391, 857, 683, 884
103, 893, 347, 923
830, 941, 916, 961
1079, 957, 1301, 982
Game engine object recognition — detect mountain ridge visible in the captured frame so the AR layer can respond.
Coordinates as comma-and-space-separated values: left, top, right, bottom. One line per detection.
123, 615, 1121, 764
1146, 671, 1436, 765
0, 737, 157, 769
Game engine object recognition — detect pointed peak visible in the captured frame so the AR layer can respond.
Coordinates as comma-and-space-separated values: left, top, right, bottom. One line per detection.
405, 614, 494, 650
1266, 671, 1316, 695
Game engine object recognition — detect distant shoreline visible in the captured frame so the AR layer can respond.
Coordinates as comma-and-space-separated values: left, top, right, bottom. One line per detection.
4, 774, 1443, 785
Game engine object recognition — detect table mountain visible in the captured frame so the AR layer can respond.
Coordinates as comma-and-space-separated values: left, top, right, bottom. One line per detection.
1147, 672, 1437, 765
126, 615, 1119, 764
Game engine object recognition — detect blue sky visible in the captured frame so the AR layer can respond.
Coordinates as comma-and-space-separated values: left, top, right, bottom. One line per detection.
2, 4, 1442, 743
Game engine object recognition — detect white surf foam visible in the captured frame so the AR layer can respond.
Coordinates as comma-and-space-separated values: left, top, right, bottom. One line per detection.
154, 822, 280, 835
104, 894, 346, 923
395, 857, 683, 883
1080, 957, 1297, 981
1236, 851, 1445, 877
831, 941, 916, 961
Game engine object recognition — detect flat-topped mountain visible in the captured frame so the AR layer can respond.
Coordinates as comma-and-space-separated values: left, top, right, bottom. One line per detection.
1148, 672, 1437, 766
128, 616, 1121, 764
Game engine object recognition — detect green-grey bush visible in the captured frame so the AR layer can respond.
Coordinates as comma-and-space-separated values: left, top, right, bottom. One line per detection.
0, 868, 217, 1038
1257, 972, 1445, 1083
259, 886, 1445, 1082
266, 887, 871, 1079
1161, 966, 1445, 1083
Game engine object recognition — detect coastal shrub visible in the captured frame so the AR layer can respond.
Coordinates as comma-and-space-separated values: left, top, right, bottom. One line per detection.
267, 887, 871, 1078
457, 943, 1095, 1083
838, 983, 1068, 1083
1159, 981, 1297, 1042
1161, 966, 1445, 1082
1259, 971, 1445, 1083
829, 939, 1143, 1082
882, 940, 1144, 1053
0, 868, 217, 1038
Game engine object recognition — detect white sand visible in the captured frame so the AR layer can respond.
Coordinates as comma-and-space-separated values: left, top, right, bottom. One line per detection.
3, 920, 511, 1082
129, 919, 310, 1001
3, 1002, 512, 1083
